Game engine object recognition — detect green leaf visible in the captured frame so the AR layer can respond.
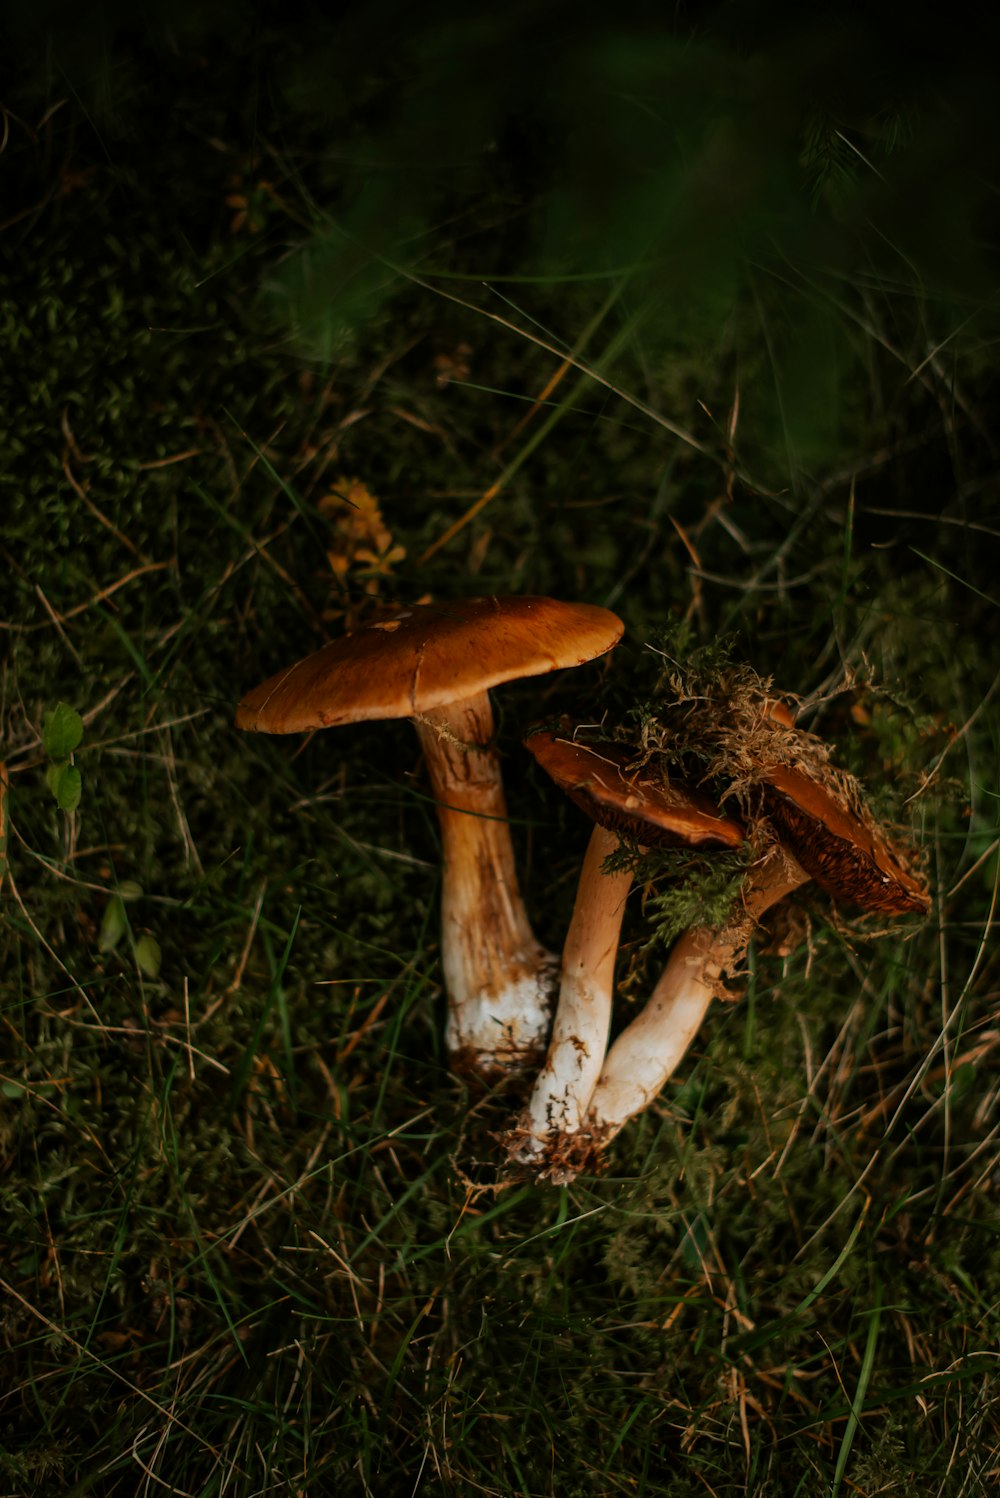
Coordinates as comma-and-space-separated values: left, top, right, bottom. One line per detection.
99, 895, 128, 953
99, 881, 144, 953
48, 764, 82, 812
59, 766, 83, 812
42, 703, 84, 759
134, 934, 161, 979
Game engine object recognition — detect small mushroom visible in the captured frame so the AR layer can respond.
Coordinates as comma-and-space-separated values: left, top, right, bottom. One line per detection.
580, 746, 930, 1164
235, 596, 623, 1077
759, 762, 929, 915
509, 731, 742, 1176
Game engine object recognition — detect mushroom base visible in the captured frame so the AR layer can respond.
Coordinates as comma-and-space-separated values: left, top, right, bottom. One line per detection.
508, 824, 633, 1170
447, 956, 560, 1080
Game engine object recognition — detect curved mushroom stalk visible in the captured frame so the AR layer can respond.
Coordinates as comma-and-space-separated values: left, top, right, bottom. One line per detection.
415, 694, 556, 1077
581, 847, 811, 1164
509, 824, 632, 1171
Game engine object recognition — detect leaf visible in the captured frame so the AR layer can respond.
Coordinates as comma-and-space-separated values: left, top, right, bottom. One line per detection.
99, 895, 128, 953
134, 934, 161, 979
59, 766, 83, 812
99, 881, 144, 953
48, 764, 82, 812
42, 703, 84, 759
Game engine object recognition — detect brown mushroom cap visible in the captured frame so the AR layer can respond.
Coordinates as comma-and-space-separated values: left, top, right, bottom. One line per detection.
235, 597, 624, 734
762, 698, 796, 730
525, 732, 744, 850
673, 679, 927, 915
760, 763, 930, 915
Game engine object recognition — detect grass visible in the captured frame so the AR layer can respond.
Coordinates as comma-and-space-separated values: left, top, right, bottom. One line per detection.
2, 6, 1000, 1495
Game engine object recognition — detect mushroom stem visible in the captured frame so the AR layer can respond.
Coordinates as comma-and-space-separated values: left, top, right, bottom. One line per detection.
414, 691, 556, 1076
513, 824, 634, 1167
585, 847, 810, 1145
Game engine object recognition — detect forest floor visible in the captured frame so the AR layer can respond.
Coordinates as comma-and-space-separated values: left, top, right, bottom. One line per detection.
2, 7, 999, 1495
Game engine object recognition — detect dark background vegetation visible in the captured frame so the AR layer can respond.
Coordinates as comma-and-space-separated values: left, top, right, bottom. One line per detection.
1, 2, 999, 1493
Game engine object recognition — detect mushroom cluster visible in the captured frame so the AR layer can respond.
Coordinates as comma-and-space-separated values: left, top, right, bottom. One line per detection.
236, 601, 930, 1182
508, 661, 930, 1181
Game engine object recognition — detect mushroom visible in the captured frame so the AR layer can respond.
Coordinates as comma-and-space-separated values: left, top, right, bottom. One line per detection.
509, 731, 743, 1176
758, 762, 929, 915
579, 738, 930, 1166
235, 596, 624, 1077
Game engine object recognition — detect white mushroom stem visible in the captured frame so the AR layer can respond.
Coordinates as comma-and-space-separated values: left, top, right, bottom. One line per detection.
513, 824, 634, 1165
414, 691, 556, 1077
585, 846, 810, 1143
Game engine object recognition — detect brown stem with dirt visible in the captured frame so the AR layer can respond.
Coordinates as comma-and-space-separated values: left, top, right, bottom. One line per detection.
414, 692, 556, 1077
